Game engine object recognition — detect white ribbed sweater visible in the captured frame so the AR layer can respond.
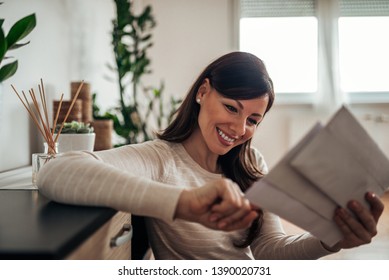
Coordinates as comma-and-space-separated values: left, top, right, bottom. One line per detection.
38, 139, 332, 259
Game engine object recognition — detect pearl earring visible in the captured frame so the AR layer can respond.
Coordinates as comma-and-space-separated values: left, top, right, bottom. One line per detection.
196, 98, 201, 104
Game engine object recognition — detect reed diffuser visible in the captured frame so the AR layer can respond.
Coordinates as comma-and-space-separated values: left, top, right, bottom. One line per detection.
11, 79, 85, 185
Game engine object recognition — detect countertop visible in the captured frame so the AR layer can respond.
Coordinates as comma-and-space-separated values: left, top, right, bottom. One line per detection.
0, 189, 116, 259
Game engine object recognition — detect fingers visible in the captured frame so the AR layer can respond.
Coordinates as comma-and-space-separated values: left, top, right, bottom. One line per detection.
334, 207, 373, 245
208, 179, 257, 230
210, 180, 245, 215
202, 178, 258, 231
214, 198, 257, 230
333, 193, 384, 250
348, 200, 377, 236
365, 192, 384, 222
342, 192, 384, 238
175, 178, 258, 231
219, 210, 258, 231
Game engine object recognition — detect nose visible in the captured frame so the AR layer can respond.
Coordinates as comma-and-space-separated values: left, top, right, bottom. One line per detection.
230, 118, 246, 137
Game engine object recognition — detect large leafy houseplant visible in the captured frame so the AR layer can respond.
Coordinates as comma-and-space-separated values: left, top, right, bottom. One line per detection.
108, 0, 180, 145
0, 3, 36, 82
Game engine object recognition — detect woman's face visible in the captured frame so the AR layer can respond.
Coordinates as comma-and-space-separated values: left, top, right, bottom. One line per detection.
196, 79, 269, 156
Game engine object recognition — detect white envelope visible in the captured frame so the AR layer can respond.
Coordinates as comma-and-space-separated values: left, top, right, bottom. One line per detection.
246, 178, 343, 246
291, 106, 389, 208
246, 106, 389, 247
262, 123, 338, 221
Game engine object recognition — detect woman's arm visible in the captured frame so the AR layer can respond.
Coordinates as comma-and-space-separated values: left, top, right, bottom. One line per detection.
250, 212, 331, 259
37, 150, 182, 221
38, 148, 257, 231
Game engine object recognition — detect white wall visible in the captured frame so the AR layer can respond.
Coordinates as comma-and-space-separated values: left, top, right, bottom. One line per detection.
1, 0, 389, 172
142, 0, 235, 96
1, 0, 71, 171
0, 0, 116, 171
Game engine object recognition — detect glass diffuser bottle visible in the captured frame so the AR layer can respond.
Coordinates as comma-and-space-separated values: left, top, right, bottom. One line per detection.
32, 142, 58, 187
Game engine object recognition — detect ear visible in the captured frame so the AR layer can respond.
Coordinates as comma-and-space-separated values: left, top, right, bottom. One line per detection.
196, 78, 211, 100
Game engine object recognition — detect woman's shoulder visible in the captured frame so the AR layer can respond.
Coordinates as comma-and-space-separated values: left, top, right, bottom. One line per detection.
139, 139, 177, 152
250, 146, 269, 174
127, 139, 179, 159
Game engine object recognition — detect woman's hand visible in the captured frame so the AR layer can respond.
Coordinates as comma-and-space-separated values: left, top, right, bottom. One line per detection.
323, 192, 385, 252
175, 178, 258, 231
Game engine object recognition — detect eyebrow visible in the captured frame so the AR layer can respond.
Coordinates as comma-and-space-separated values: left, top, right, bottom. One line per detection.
234, 100, 263, 118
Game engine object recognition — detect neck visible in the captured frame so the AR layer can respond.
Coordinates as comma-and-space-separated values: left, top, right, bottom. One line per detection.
182, 129, 220, 173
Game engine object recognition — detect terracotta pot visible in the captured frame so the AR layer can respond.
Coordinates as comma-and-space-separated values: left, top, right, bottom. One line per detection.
53, 100, 82, 123
92, 119, 113, 151
71, 81, 92, 123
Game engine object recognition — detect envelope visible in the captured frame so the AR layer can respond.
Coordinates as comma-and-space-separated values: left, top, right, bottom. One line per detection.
261, 123, 338, 221
246, 106, 389, 247
290, 106, 389, 209
246, 178, 343, 246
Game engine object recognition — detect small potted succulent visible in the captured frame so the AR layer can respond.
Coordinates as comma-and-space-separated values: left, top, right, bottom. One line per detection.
54, 121, 95, 153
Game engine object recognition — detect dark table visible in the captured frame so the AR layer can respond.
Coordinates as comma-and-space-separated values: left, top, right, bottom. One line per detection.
0, 190, 116, 259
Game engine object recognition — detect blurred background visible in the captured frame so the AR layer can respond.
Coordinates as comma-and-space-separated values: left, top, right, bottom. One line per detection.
1, 0, 389, 172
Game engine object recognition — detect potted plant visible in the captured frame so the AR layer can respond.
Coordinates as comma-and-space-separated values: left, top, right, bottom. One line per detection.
0, 4, 36, 126
0, 7, 36, 172
0, 4, 36, 82
54, 121, 95, 153
107, 0, 180, 146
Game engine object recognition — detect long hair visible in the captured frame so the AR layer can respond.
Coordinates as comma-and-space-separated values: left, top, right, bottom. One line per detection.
158, 52, 275, 247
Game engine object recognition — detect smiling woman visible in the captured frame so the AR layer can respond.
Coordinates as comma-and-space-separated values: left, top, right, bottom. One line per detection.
184, 80, 269, 170
37, 51, 384, 260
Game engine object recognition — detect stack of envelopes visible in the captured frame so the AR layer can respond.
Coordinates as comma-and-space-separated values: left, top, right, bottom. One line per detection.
246, 106, 389, 246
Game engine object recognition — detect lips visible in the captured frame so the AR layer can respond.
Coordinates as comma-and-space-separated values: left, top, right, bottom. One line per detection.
217, 128, 236, 144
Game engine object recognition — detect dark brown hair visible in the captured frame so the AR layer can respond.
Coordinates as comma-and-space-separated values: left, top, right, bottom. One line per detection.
158, 51, 275, 247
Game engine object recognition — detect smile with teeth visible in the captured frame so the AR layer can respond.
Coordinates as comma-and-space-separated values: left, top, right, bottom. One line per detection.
217, 128, 236, 143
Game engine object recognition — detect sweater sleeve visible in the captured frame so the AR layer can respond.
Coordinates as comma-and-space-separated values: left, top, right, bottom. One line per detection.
251, 147, 268, 174
251, 212, 333, 259
37, 144, 182, 222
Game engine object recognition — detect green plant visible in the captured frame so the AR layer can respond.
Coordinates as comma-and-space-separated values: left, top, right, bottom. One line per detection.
92, 92, 112, 120
0, 3, 36, 82
54, 121, 94, 134
108, 0, 180, 145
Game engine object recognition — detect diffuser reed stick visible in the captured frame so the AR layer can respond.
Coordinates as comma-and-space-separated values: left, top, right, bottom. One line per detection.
11, 80, 85, 154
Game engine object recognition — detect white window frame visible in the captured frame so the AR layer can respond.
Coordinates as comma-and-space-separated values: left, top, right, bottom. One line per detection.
235, 0, 389, 108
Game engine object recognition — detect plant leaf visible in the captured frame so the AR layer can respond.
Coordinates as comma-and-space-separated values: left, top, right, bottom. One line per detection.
6, 14, 36, 49
141, 34, 152, 42
0, 60, 18, 82
105, 62, 117, 71
0, 27, 6, 62
8, 41, 30, 50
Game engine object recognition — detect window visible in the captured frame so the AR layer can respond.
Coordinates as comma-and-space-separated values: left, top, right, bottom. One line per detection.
240, 17, 318, 94
239, 0, 389, 105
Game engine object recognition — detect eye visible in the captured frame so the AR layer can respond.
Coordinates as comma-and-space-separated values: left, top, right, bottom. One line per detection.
225, 104, 237, 113
247, 118, 259, 126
